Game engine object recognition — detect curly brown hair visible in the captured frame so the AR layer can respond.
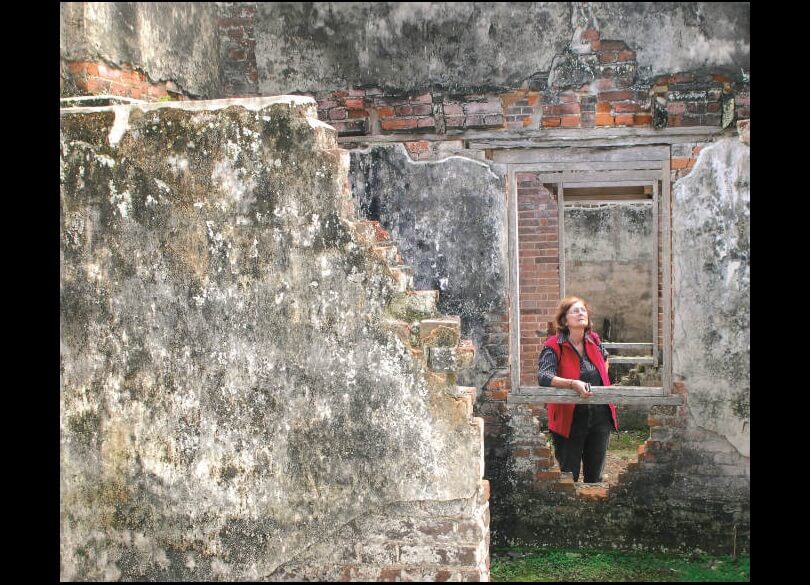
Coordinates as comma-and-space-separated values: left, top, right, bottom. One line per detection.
551, 296, 593, 335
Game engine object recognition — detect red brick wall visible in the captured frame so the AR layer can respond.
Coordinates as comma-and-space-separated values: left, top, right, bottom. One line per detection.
510, 152, 712, 377
62, 61, 186, 101
516, 177, 561, 387
307, 78, 746, 137
297, 28, 748, 138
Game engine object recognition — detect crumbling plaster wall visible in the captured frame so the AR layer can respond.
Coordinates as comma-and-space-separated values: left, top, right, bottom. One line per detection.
673, 137, 750, 457
350, 145, 508, 387
254, 2, 749, 95
60, 96, 487, 581
60, 2, 221, 97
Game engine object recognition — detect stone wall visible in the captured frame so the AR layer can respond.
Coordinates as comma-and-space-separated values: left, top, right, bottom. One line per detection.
60, 96, 488, 581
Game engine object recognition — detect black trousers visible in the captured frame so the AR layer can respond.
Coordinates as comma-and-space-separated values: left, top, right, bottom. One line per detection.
550, 404, 613, 483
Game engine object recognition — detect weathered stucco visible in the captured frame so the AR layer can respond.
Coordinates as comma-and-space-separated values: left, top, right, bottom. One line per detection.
60, 2, 221, 97
60, 97, 485, 580
564, 203, 654, 342
349, 145, 508, 384
577, 2, 750, 77
672, 137, 750, 457
254, 2, 749, 95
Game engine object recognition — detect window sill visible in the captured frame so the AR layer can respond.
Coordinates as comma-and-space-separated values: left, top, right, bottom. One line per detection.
507, 386, 683, 406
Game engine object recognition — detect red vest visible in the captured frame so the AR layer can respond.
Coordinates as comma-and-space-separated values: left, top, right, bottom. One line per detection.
543, 332, 619, 438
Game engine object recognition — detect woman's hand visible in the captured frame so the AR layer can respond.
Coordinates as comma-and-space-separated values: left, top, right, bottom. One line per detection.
571, 380, 592, 398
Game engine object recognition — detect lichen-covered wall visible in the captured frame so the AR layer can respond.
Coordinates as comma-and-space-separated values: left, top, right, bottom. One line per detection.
60, 2, 221, 97
349, 145, 509, 387
60, 96, 487, 581
673, 138, 750, 457
564, 203, 654, 342
253, 2, 749, 95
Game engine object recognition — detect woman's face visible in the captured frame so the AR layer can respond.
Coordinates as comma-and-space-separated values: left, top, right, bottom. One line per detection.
565, 301, 589, 329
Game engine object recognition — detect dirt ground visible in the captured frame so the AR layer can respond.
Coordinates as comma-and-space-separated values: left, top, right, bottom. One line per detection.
542, 432, 637, 487
602, 452, 634, 486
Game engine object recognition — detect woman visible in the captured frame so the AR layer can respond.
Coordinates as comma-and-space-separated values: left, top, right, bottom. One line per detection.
537, 296, 618, 483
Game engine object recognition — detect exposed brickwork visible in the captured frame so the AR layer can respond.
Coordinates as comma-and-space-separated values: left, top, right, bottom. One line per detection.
501, 91, 542, 130
656, 72, 724, 128
218, 2, 259, 97
299, 75, 745, 137
315, 87, 381, 135
286, 28, 748, 138
670, 141, 712, 182
61, 60, 187, 101
444, 95, 504, 129
341, 207, 491, 580
269, 482, 491, 581
378, 92, 436, 132
76, 7, 735, 137
516, 177, 561, 387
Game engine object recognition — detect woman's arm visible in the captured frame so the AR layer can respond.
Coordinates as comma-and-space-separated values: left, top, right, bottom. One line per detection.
537, 346, 593, 398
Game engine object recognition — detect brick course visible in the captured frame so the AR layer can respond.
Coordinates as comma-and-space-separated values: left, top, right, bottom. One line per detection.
62, 60, 187, 101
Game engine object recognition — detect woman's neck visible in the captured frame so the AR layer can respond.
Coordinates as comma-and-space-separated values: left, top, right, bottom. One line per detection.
568, 328, 585, 344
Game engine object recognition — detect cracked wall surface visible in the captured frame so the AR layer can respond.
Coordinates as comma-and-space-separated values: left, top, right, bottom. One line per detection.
253, 2, 749, 95
673, 137, 750, 457
60, 96, 487, 581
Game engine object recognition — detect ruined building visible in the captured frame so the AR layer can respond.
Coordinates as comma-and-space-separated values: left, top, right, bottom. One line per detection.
60, 2, 750, 581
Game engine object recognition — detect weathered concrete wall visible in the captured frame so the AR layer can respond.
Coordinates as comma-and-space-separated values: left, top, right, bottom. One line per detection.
253, 2, 749, 95
60, 97, 487, 581
564, 203, 654, 342
60, 2, 221, 97
673, 137, 750, 457
349, 145, 509, 386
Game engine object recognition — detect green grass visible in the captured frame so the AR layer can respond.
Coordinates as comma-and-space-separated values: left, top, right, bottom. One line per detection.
543, 429, 649, 459
491, 547, 749, 582
608, 429, 649, 456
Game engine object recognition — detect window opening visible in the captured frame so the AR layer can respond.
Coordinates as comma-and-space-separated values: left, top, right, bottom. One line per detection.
500, 144, 678, 406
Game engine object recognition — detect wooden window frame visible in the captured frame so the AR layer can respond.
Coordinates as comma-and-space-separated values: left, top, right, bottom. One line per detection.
499, 145, 677, 406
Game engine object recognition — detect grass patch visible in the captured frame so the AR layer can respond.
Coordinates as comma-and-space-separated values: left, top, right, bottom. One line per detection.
491, 547, 749, 582
608, 429, 649, 457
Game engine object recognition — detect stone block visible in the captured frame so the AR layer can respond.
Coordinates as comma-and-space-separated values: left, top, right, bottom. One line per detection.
387, 290, 439, 322
420, 317, 461, 347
